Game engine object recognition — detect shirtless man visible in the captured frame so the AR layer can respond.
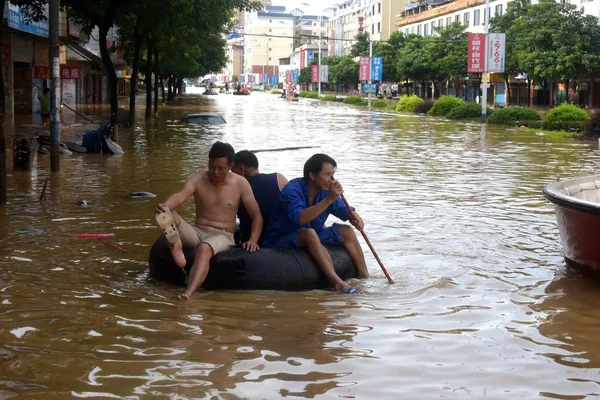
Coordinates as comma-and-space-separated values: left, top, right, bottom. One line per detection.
155, 141, 263, 300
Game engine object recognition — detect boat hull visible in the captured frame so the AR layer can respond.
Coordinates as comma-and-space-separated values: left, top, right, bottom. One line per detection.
543, 175, 600, 277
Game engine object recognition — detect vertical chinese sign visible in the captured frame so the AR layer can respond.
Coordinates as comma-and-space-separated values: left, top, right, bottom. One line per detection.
467, 33, 485, 73
359, 57, 370, 81
487, 33, 505, 73
371, 56, 383, 81
311, 65, 319, 83
300, 50, 306, 69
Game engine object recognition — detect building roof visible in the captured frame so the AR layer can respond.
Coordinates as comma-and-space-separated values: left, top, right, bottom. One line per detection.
265, 5, 286, 12
257, 11, 294, 18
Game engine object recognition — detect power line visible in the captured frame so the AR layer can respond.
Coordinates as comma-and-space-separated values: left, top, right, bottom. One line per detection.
226, 31, 390, 43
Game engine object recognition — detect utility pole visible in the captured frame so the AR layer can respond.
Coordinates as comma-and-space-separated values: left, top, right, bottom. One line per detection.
318, 14, 322, 97
49, 0, 60, 171
481, 0, 489, 119
368, 39, 373, 109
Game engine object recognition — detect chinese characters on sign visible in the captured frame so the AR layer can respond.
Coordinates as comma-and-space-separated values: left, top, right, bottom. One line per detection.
319, 65, 328, 83
286, 70, 292, 83
307, 50, 314, 64
61, 66, 80, 80
300, 50, 306, 69
311, 65, 319, 83
487, 33, 505, 73
359, 57, 370, 81
371, 57, 383, 81
467, 33, 485, 73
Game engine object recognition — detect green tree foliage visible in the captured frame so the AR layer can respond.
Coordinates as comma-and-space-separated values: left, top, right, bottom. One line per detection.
373, 31, 405, 82
350, 32, 370, 57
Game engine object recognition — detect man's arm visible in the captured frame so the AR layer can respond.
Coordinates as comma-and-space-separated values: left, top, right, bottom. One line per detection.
296, 180, 344, 226
159, 176, 198, 212
240, 178, 262, 251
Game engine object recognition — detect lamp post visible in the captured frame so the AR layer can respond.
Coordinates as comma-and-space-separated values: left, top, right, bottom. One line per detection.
318, 14, 322, 97
481, 0, 489, 118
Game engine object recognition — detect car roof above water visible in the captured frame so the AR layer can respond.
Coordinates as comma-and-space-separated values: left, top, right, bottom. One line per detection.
182, 113, 226, 125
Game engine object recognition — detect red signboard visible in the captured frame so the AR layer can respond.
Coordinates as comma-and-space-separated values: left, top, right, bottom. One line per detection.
358, 16, 364, 33
33, 66, 50, 79
311, 65, 319, 83
286, 69, 292, 82
300, 50, 306, 69
467, 33, 485, 73
359, 57, 370, 81
61, 66, 81, 79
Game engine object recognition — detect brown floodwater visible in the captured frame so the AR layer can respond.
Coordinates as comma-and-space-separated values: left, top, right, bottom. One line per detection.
1, 88, 600, 399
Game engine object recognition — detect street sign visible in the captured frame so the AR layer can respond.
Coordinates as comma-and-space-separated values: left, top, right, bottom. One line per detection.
307, 50, 314, 63
371, 56, 383, 81
359, 57, 370, 81
487, 33, 505, 73
292, 69, 299, 83
319, 65, 328, 83
311, 65, 319, 83
364, 83, 377, 94
286, 70, 292, 83
467, 33, 485, 73
300, 50, 306, 69
263, 73, 268, 84
271, 74, 278, 85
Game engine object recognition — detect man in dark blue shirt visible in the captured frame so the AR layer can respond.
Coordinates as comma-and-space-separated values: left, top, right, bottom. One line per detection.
262, 154, 369, 293
232, 150, 288, 244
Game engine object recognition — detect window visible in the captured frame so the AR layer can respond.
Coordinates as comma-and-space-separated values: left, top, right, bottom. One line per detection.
495, 4, 503, 16
417, 24, 421, 35
372, 5, 375, 14
405, 28, 409, 34
446, 16, 451, 26
431, 20, 436, 33
463, 12, 470, 26
372, 24, 375, 34
424, 24, 429, 36
474, 9, 480, 25
455, 14, 460, 22
269, 28, 272, 32
438, 18, 443, 28
378, 2, 381, 13
377, 22, 381, 32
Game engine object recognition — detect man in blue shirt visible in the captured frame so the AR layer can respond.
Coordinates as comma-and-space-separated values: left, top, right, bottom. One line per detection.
232, 150, 288, 244
262, 154, 369, 293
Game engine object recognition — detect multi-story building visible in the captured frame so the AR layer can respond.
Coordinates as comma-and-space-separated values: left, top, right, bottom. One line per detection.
223, 33, 244, 82
327, 0, 407, 56
243, 5, 295, 81
395, 0, 600, 107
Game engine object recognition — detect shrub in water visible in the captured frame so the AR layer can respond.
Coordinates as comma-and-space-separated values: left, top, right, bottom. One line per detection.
415, 100, 434, 114
545, 103, 590, 124
486, 106, 542, 125
396, 94, 424, 113
428, 95, 465, 117
304, 92, 319, 99
446, 103, 494, 120
299, 91, 310, 97
271, 90, 283, 95
343, 96, 366, 105
322, 95, 338, 101
372, 100, 388, 108
584, 113, 600, 137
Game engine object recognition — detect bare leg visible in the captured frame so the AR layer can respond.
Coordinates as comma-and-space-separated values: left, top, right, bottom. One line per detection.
298, 229, 349, 292
177, 243, 214, 301
165, 210, 186, 268
339, 225, 369, 279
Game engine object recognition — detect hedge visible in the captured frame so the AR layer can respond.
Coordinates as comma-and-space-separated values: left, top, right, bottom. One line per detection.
486, 106, 542, 125
396, 95, 424, 113
446, 103, 494, 120
428, 95, 465, 117
343, 96, 367, 105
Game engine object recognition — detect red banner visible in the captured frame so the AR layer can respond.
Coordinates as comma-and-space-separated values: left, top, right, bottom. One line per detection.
300, 50, 306, 69
311, 65, 319, 83
467, 33, 485, 73
359, 57, 370, 81
286, 70, 292, 83
61, 66, 81, 80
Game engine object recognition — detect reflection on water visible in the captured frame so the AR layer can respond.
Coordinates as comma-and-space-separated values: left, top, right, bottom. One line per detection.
1, 89, 600, 398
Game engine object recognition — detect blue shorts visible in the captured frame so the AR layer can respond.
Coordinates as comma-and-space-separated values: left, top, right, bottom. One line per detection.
264, 224, 343, 248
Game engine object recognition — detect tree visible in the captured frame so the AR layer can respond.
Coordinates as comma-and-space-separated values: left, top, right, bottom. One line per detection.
431, 22, 468, 95
329, 56, 358, 90
373, 31, 405, 82
397, 34, 435, 96
350, 32, 370, 57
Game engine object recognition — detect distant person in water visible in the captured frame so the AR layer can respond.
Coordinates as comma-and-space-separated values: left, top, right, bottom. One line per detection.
155, 141, 263, 301
262, 153, 369, 293
232, 150, 288, 244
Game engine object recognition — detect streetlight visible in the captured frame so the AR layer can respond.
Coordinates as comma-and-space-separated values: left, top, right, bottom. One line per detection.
301, 2, 326, 96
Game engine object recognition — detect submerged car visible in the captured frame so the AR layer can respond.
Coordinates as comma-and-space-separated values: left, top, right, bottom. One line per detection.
181, 113, 226, 125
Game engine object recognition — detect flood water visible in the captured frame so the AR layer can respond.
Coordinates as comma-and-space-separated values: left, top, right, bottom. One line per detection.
1, 88, 600, 399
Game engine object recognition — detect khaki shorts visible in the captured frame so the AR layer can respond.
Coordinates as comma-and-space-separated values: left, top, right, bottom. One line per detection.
177, 219, 235, 255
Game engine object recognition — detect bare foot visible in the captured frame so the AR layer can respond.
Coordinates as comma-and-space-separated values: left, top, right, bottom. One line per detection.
176, 292, 191, 301
170, 240, 186, 268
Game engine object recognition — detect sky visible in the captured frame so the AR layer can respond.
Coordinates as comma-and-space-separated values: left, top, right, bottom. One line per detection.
277, 0, 339, 15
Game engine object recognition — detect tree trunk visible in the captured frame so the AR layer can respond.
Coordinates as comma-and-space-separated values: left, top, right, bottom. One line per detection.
128, 21, 142, 125
0, 0, 7, 205
527, 78, 532, 107
160, 76, 165, 103
153, 48, 159, 115
99, 20, 118, 138
565, 79, 570, 104
176, 77, 182, 96
145, 40, 153, 120
167, 75, 174, 101
504, 74, 510, 106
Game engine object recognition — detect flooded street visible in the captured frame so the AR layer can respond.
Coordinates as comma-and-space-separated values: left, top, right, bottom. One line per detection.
1, 89, 600, 399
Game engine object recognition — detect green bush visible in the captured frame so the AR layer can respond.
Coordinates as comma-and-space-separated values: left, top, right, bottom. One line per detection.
541, 120, 588, 132
271, 90, 283, 95
428, 95, 465, 117
343, 96, 367, 105
298, 91, 310, 97
322, 95, 338, 101
446, 103, 494, 120
372, 100, 388, 108
415, 100, 434, 114
487, 106, 542, 125
545, 103, 590, 124
396, 94, 424, 113
303, 92, 319, 99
